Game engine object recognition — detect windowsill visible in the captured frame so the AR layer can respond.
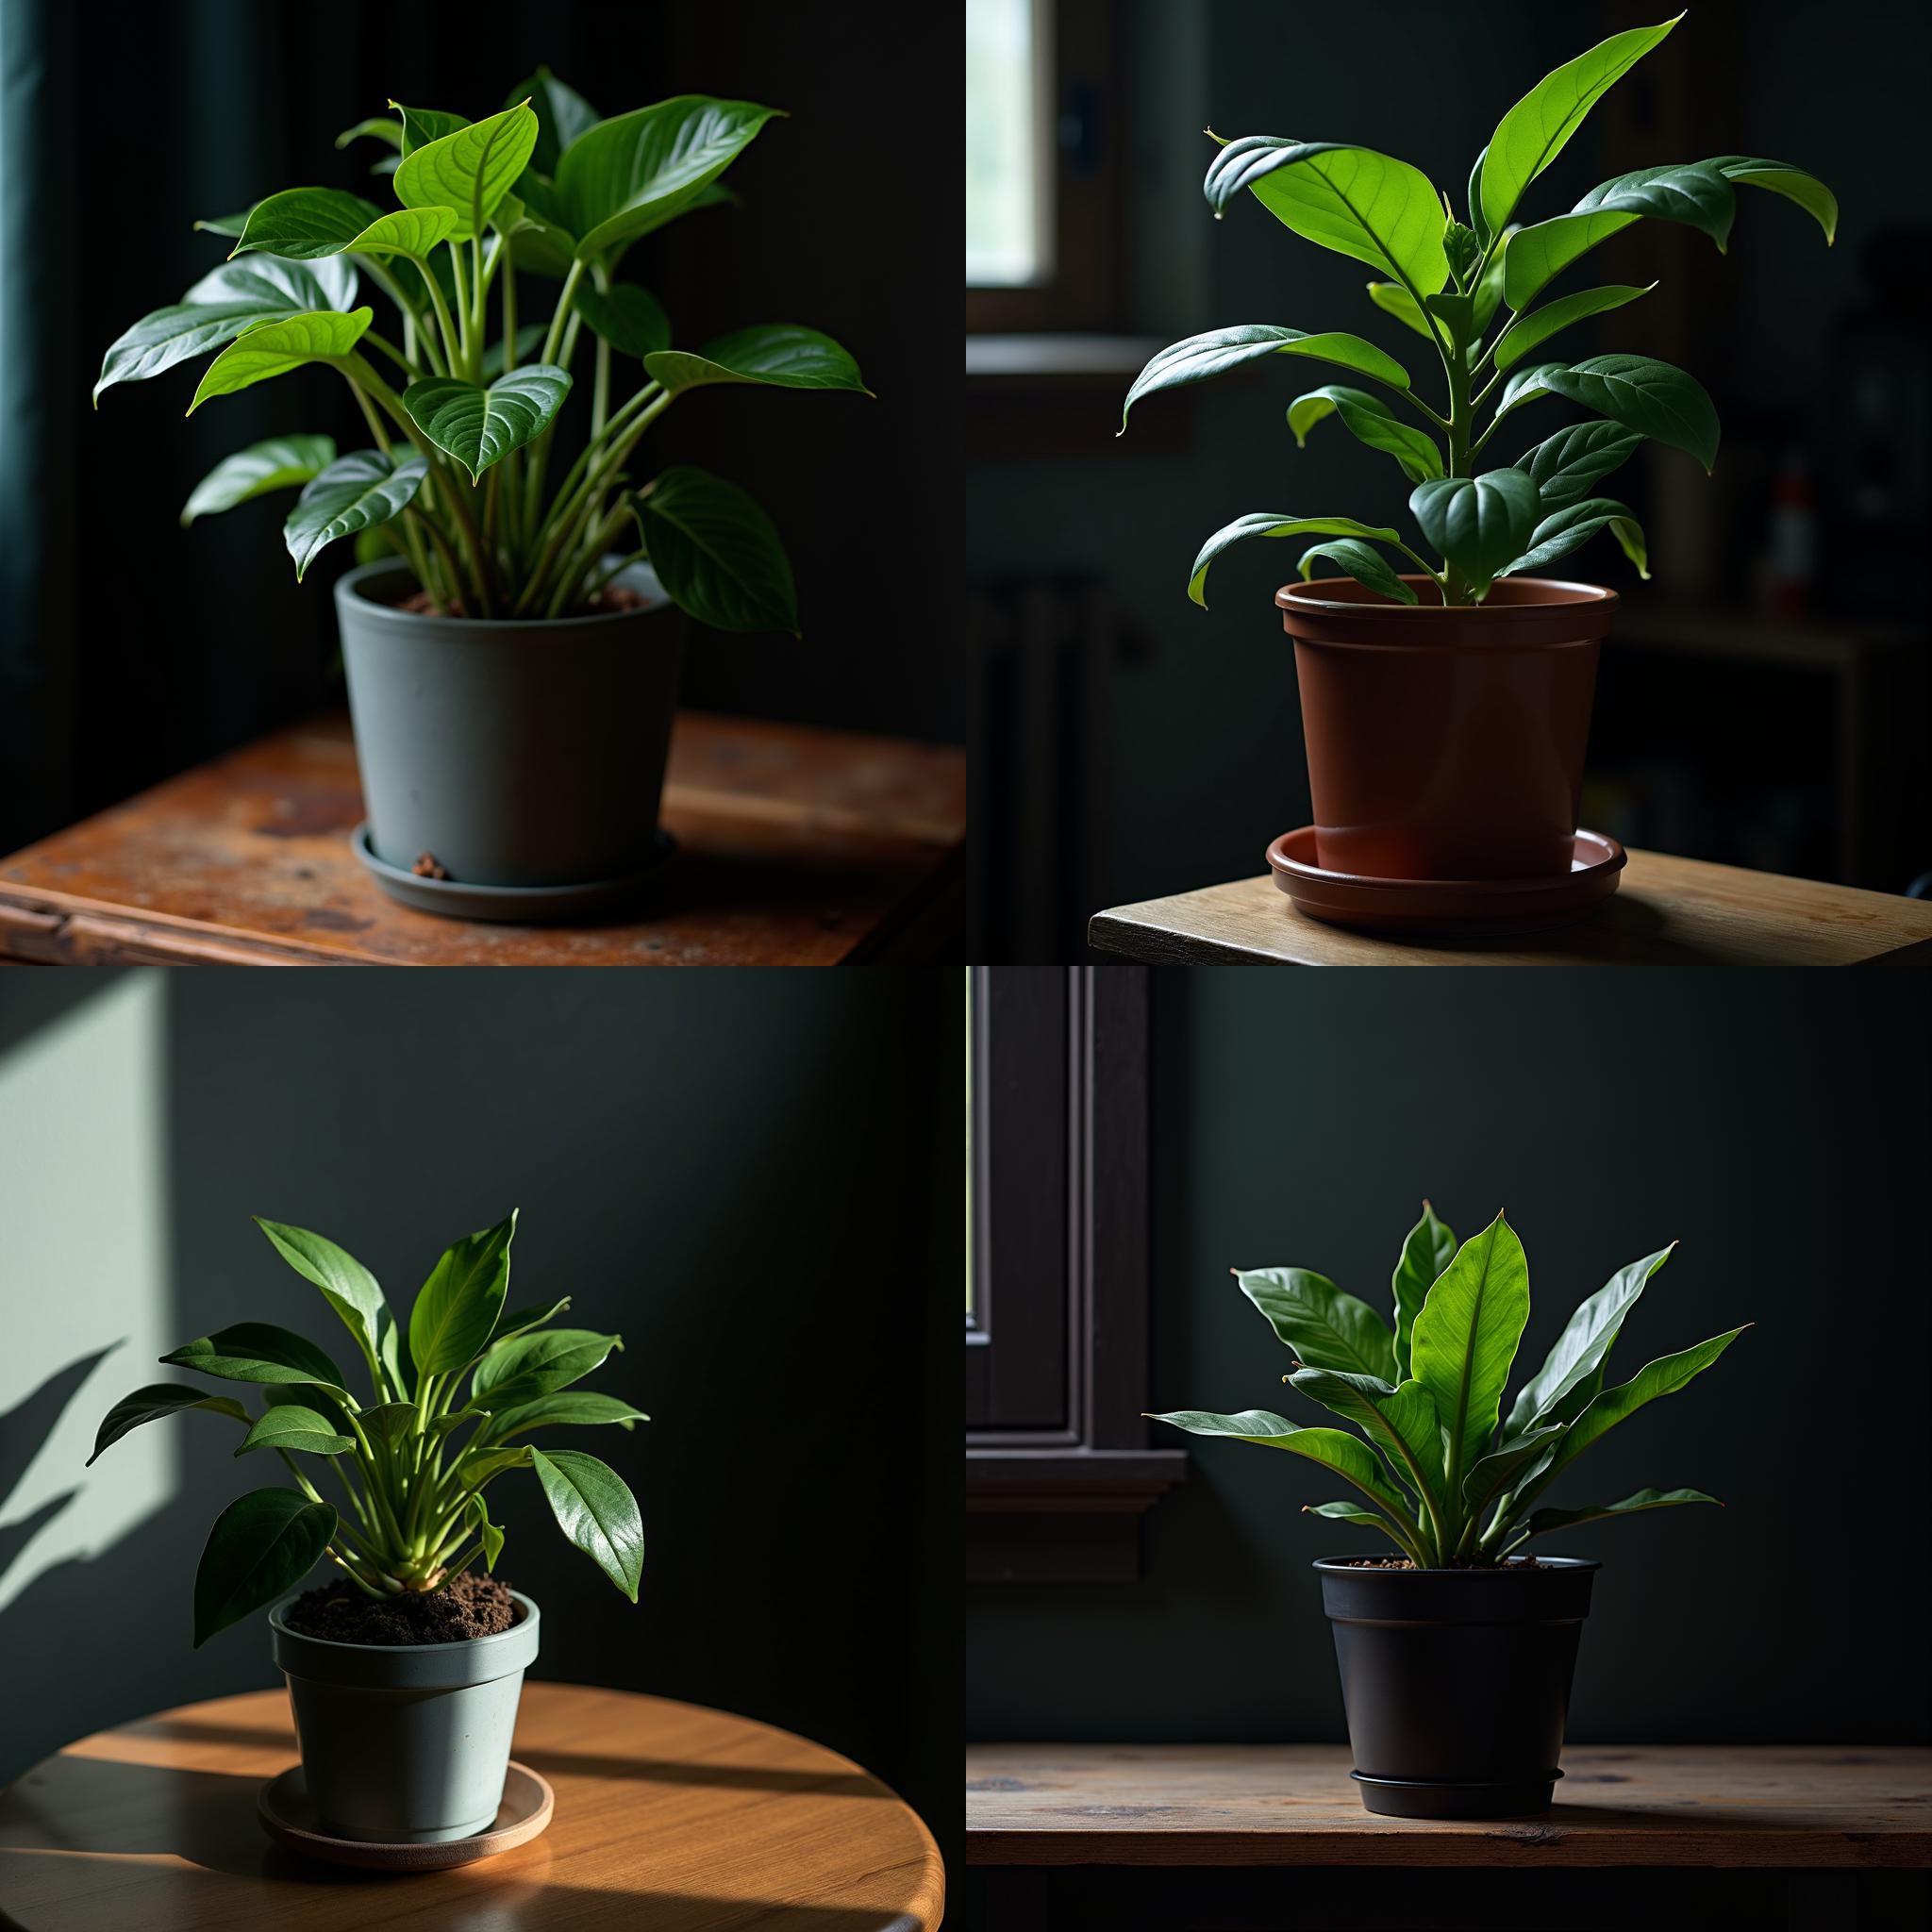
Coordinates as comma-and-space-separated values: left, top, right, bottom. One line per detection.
966, 1445, 1187, 1583
965, 333, 1166, 382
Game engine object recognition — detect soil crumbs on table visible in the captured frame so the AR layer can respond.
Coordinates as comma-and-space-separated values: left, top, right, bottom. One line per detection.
284, 1572, 520, 1644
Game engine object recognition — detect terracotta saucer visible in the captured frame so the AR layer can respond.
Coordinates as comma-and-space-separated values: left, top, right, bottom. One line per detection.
1265, 827, 1626, 937
258, 1759, 554, 1870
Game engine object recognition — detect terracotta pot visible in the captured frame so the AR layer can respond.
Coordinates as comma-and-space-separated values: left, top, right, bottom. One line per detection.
1276, 575, 1617, 881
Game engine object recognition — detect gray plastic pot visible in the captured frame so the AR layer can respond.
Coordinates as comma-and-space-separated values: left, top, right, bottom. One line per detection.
335, 558, 684, 891
269, 1590, 540, 1843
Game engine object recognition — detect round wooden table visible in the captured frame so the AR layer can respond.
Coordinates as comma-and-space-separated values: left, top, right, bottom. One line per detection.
0, 1682, 943, 1930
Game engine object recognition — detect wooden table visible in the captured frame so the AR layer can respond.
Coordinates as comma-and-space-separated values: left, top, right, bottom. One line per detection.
0, 713, 964, 966
0, 1683, 943, 1930
1089, 850, 1932, 966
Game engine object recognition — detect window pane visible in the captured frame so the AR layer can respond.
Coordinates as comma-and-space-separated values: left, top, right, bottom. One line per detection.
966, 0, 1051, 287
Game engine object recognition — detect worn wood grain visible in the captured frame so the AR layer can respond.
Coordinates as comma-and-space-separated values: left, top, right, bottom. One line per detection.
965, 1742, 1932, 1868
1089, 851, 1932, 966
0, 713, 964, 967
0, 1683, 942, 1929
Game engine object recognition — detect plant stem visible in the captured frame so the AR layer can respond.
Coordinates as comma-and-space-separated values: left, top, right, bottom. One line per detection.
408, 252, 463, 379
539, 259, 586, 367
358, 257, 445, 378
360, 330, 415, 375
583, 546, 649, 604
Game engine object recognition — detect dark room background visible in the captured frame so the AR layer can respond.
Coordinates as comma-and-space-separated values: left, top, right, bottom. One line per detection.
0, 0, 964, 857
967, 968, 1932, 1750
0, 970, 960, 1863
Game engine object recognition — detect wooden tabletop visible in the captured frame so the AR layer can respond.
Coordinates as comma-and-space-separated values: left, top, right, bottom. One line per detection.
0, 1682, 942, 1929
0, 713, 964, 966
966, 1742, 1932, 1869
1089, 849, 1932, 966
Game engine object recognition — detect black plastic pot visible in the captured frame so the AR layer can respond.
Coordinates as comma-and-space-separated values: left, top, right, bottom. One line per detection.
1315, 1555, 1600, 1819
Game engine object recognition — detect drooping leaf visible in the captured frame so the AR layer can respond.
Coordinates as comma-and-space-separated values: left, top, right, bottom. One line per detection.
283, 449, 428, 580
402, 365, 573, 483
88, 1385, 249, 1466
484, 1391, 650, 1441
572, 282, 672, 358
234, 1404, 354, 1458
1517, 1486, 1721, 1543
505, 66, 599, 176
1522, 421, 1646, 511
1408, 469, 1541, 596
1287, 1368, 1446, 1514
409, 1210, 518, 1377
394, 102, 540, 242
1706, 155, 1837, 242
1505, 164, 1733, 310
1235, 1268, 1398, 1380
628, 467, 798, 636
254, 1219, 391, 1378
182, 436, 336, 525
1286, 385, 1441, 483
187, 308, 373, 412
1204, 139, 1449, 296
1502, 498, 1649, 579
1540, 354, 1719, 472
192, 1488, 336, 1646
1187, 513, 1406, 608
1391, 1202, 1456, 1382
1365, 281, 1434, 341
529, 1448, 644, 1601
467, 1491, 506, 1572
162, 1323, 348, 1391
1491, 283, 1654, 371
644, 324, 870, 397
473, 1327, 623, 1411
1123, 325, 1411, 429
1296, 539, 1421, 606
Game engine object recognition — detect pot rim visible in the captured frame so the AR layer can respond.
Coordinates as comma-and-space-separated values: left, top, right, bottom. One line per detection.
268, 1586, 540, 1653
1312, 1556, 1600, 1575
1276, 575, 1618, 617
335, 556, 672, 635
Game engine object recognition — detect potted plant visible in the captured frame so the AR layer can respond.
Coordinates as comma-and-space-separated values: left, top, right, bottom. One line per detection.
87, 1210, 647, 1844
1150, 1203, 1745, 1819
1121, 14, 1835, 885
97, 72, 868, 918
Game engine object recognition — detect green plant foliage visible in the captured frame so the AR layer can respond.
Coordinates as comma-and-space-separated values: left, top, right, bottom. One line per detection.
1151, 1202, 1744, 1567
88, 1212, 648, 1640
1124, 15, 1834, 604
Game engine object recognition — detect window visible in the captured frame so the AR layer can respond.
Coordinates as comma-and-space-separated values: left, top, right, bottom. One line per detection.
966, 0, 1053, 289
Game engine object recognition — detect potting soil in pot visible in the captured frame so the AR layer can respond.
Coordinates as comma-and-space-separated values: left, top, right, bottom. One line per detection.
282, 1571, 521, 1644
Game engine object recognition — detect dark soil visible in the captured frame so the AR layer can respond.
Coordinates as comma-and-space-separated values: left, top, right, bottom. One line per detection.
283, 1571, 521, 1645
391, 583, 651, 618
1341, 1556, 1551, 1571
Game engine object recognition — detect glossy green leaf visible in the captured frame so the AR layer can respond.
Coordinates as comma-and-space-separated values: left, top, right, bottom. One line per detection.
1235, 1268, 1398, 1380
1471, 233, 1512, 333
391, 105, 470, 158
506, 66, 599, 176
409, 1211, 518, 1377
1123, 325, 1411, 429
1541, 354, 1719, 471
337, 115, 403, 152
283, 449, 427, 580
1506, 164, 1733, 309
467, 1491, 505, 1572
572, 283, 672, 358
1287, 1369, 1445, 1515
1522, 421, 1646, 511
485, 1391, 650, 1440
1287, 385, 1442, 483
1187, 513, 1405, 608
263, 1380, 358, 1432
530, 1448, 644, 1601
1518, 1486, 1721, 1543
1424, 292, 1475, 354
459, 1444, 533, 1489
1443, 222, 1481, 287
1297, 540, 1420, 606
1707, 155, 1837, 242
187, 308, 373, 412
357, 1402, 420, 1446
559, 96, 782, 261
628, 467, 798, 636
1493, 361, 1568, 424
394, 102, 539, 242
1545, 1327, 1749, 1479
501, 171, 580, 275
193, 1488, 336, 1646
489, 1299, 574, 1347
1467, 144, 1492, 246
193, 210, 255, 238
1305, 1500, 1388, 1532
254, 1218, 391, 1376
1503, 497, 1650, 579
1206, 139, 1449, 296
162, 1323, 348, 1391
1479, 15, 1682, 235
1408, 469, 1540, 596
1408, 1211, 1532, 1494
182, 436, 336, 525
1366, 281, 1434, 340
88, 1385, 249, 1465
1504, 1245, 1677, 1441
1492, 283, 1654, 371
473, 1328, 623, 1411
234, 1404, 353, 1458
1462, 1422, 1565, 1521
645, 324, 870, 397
1391, 1202, 1456, 1382
229, 187, 390, 259
402, 366, 573, 483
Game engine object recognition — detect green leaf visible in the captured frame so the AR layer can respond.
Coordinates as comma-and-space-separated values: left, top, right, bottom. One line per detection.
529, 1448, 644, 1601
394, 102, 540, 242
1365, 281, 1434, 341
473, 1328, 623, 1412
1492, 283, 1654, 371
234, 1405, 353, 1458
1297, 539, 1421, 606
1287, 385, 1441, 484
628, 467, 798, 636
1522, 421, 1646, 511
1467, 144, 1492, 246
187, 308, 373, 412
467, 1491, 506, 1573
182, 436, 336, 525
193, 209, 254, 239
501, 171, 580, 275
1123, 325, 1411, 430
1493, 361, 1568, 425
1505, 164, 1733, 310
572, 283, 672, 358
1391, 1202, 1456, 1382
1424, 292, 1475, 353
337, 116, 403, 152
506, 66, 599, 176
1186, 513, 1405, 609
1504, 1247, 1678, 1442
1479, 14, 1683, 236
88, 1385, 249, 1466
459, 1444, 533, 1490
229, 187, 388, 259
1205, 139, 1449, 296
559, 96, 782, 261
1235, 1268, 1398, 1380
193, 1488, 336, 1647
485, 1391, 649, 1440
1541, 354, 1720, 472
162, 1323, 348, 1391
409, 1211, 518, 1377
391, 104, 470, 158
95, 257, 358, 404
1706, 155, 1837, 243
1471, 233, 1512, 333
1503, 497, 1650, 580
1518, 1486, 1721, 1543
644, 325, 870, 397
1543, 1327, 1749, 1479
490, 1298, 574, 1346
357, 1402, 419, 1446
1462, 1422, 1566, 1522
1443, 222, 1480, 286
1408, 1211, 1532, 1495
1407, 470, 1540, 597
283, 449, 428, 581
254, 1218, 391, 1378
402, 366, 573, 483
1304, 1500, 1390, 1533
1287, 1369, 1446, 1515
264, 1380, 357, 1432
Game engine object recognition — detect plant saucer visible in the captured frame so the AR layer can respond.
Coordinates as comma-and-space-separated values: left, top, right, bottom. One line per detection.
352, 824, 677, 924
258, 1759, 554, 1870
